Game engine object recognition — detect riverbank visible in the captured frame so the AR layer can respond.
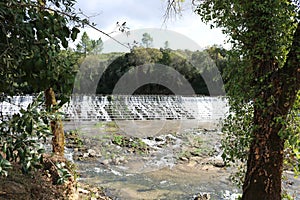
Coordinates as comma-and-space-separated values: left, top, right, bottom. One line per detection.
0, 155, 111, 200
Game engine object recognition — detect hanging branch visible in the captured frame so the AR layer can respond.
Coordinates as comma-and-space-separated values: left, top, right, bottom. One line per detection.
13, 2, 130, 49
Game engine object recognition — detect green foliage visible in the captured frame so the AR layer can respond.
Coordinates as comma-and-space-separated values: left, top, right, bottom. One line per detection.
196, 0, 300, 194
221, 100, 253, 164
0, 155, 12, 177
197, 0, 298, 99
56, 162, 72, 185
0, 93, 61, 176
66, 130, 84, 147
112, 135, 125, 146
95, 47, 226, 95
0, 0, 81, 94
282, 189, 297, 200
141, 32, 154, 48
74, 52, 124, 93
111, 134, 148, 154
282, 92, 300, 175
197, 0, 297, 64
76, 31, 103, 56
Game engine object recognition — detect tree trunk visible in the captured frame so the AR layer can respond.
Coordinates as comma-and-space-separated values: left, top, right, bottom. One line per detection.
242, 23, 300, 199
45, 88, 65, 156
242, 107, 285, 199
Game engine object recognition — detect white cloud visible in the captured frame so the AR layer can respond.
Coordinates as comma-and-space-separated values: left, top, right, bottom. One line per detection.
73, 0, 229, 51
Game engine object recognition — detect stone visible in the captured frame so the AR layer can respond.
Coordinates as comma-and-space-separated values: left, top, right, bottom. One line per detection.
194, 193, 210, 200
213, 161, 225, 168
114, 157, 125, 165
211, 156, 225, 167
190, 151, 202, 156
113, 158, 120, 165
190, 156, 201, 162
118, 156, 125, 162
179, 156, 189, 162
155, 137, 164, 142
187, 160, 197, 167
101, 159, 111, 166
87, 149, 97, 157
83, 153, 89, 158
78, 188, 89, 194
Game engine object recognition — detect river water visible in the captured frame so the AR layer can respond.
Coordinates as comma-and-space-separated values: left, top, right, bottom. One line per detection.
1, 95, 299, 199
64, 119, 300, 200
64, 120, 241, 199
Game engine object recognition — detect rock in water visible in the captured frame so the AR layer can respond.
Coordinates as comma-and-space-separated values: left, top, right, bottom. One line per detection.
87, 149, 97, 157
194, 193, 210, 200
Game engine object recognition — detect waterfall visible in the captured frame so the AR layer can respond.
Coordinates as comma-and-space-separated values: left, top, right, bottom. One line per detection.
1, 95, 229, 122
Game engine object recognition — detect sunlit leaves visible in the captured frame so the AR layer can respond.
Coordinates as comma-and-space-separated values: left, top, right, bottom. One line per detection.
0, 0, 80, 95
0, 92, 61, 176
196, 0, 300, 191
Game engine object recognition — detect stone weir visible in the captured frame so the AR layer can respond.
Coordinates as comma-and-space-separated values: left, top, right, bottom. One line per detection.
61, 95, 228, 121
0, 95, 228, 122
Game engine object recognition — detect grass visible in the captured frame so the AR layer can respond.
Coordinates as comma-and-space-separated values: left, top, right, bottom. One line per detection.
111, 134, 149, 154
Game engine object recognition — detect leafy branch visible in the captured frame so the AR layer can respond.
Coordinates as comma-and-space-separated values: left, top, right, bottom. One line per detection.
11, 1, 130, 49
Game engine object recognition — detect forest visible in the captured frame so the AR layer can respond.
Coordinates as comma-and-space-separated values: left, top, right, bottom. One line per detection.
0, 0, 300, 200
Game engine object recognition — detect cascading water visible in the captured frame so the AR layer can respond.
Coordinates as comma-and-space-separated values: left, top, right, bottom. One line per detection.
0, 95, 229, 122
0, 95, 33, 121
61, 95, 229, 122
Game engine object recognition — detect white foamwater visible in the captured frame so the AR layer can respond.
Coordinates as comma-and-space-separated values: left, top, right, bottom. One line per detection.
1, 95, 229, 122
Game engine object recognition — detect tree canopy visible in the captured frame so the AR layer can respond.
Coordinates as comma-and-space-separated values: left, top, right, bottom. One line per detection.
194, 0, 300, 199
0, 0, 81, 96
141, 33, 154, 48
76, 31, 103, 56
0, 0, 82, 174
93, 47, 226, 95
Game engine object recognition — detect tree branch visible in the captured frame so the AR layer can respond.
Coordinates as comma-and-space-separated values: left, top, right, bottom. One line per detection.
275, 22, 300, 112
12, 2, 130, 50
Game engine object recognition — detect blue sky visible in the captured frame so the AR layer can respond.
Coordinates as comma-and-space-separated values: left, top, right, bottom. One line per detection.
73, 0, 228, 51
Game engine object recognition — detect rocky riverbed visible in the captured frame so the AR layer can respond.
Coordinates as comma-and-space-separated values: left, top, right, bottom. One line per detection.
63, 120, 300, 200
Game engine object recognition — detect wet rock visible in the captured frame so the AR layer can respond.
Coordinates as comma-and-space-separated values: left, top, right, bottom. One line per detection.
155, 137, 164, 142
117, 156, 125, 163
147, 136, 154, 140
112, 156, 126, 165
83, 152, 89, 158
87, 149, 97, 157
179, 156, 189, 162
194, 193, 210, 200
112, 158, 119, 165
213, 161, 225, 168
101, 159, 111, 166
210, 156, 225, 167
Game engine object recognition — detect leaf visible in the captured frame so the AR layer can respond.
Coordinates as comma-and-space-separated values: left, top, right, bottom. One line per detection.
61, 38, 68, 48
25, 119, 33, 134
71, 27, 80, 41
3, 143, 7, 153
